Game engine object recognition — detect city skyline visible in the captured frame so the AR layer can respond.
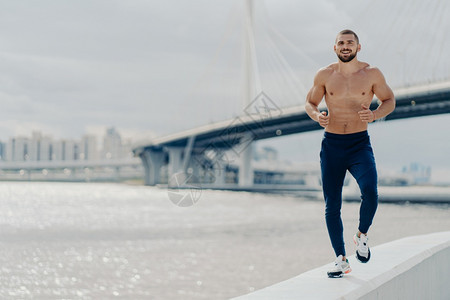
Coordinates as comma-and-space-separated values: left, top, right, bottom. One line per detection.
0, 127, 133, 162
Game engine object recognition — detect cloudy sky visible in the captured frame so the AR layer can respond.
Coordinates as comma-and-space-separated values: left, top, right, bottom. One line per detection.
0, 0, 449, 180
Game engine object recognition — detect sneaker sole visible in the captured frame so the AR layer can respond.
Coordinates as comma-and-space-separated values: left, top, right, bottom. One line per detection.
327, 272, 344, 278
356, 248, 371, 263
327, 267, 352, 278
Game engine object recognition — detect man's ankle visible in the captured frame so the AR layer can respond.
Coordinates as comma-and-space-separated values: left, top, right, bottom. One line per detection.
357, 231, 367, 238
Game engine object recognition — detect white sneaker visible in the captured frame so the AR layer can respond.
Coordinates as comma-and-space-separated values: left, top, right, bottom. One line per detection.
354, 233, 371, 263
327, 255, 352, 278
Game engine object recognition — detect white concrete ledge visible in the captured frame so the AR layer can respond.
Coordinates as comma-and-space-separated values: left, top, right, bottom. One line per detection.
231, 231, 450, 300
344, 186, 450, 203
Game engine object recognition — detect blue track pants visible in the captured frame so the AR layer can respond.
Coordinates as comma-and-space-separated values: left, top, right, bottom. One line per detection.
320, 130, 378, 257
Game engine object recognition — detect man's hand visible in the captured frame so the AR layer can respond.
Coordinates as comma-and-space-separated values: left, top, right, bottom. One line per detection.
317, 111, 329, 128
358, 104, 376, 123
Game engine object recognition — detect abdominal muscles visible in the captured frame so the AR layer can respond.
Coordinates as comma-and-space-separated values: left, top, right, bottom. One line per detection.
326, 107, 368, 134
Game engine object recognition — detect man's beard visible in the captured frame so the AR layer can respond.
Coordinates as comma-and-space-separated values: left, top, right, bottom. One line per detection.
337, 51, 357, 63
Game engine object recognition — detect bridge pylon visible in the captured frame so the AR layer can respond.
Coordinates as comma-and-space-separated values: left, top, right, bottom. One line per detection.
238, 0, 259, 187
238, 133, 254, 187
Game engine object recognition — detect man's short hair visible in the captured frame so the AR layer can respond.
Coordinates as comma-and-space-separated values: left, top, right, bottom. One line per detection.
336, 29, 359, 44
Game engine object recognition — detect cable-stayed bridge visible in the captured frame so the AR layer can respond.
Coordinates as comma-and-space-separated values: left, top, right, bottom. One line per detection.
134, 0, 450, 187
134, 81, 450, 186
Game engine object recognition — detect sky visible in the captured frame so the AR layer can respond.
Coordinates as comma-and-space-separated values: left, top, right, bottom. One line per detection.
0, 0, 449, 180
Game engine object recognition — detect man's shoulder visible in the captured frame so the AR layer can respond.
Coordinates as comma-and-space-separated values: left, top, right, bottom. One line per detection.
361, 63, 383, 75
360, 63, 387, 85
316, 64, 335, 78
321, 63, 337, 72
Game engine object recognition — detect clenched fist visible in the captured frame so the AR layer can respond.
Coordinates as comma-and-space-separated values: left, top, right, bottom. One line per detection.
318, 111, 329, 128
358, 104, 376, 123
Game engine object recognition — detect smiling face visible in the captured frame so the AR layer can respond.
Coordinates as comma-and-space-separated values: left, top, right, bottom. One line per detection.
334, 33, 361, 63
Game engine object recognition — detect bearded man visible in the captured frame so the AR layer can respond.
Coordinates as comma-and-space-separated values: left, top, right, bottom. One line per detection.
305, 29, 396, 278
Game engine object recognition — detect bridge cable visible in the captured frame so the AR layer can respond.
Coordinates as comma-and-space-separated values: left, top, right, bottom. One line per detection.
257, 1, 312, 107
184, 1, 241, 111
264, 33, 306, 107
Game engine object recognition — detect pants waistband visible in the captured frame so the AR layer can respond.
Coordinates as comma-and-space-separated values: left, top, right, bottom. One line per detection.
324, 130, 369, 140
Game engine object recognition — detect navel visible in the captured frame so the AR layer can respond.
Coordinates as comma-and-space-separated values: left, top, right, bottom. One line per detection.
330, 92, 334, 96
362, 92, 365, 95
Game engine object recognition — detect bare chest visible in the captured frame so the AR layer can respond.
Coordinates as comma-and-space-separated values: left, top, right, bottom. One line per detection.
325, 72, 373, 100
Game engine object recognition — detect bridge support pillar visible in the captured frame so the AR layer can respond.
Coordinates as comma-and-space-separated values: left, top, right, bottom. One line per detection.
214, 166, 226, 186
166, 147, 184, 181
165, 136, 196, 182
140, 149, 165, 186
238, 135, 254, 187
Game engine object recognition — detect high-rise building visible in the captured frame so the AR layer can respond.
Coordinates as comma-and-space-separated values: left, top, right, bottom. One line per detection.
0, 141, 5, 161
52, 140, 63, 161
25, 131, 53, 161
39, 136, 52, 161
28, 131, 42, 161
6, 137, 29, 161
102, 127, 122, 159
121, 138, 134, 159
53, 139, 76, 161
79, 135, 98, 160
64, 140, 76, 161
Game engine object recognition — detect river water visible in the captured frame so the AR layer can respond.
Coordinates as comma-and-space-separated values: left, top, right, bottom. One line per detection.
0, 182, 448, 299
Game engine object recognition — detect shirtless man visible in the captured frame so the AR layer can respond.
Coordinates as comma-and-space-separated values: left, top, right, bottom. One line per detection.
305, 29, 395, 278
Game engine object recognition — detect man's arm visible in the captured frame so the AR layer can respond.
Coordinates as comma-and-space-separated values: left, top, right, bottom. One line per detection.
372, 68, 396, 120
305, 69, 329, 127
359, 68, 395, 123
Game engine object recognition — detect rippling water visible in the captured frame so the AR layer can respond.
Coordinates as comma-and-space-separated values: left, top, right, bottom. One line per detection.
0, 182, 448, 299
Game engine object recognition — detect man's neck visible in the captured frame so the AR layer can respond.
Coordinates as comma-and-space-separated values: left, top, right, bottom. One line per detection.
337, 59, 361, 75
